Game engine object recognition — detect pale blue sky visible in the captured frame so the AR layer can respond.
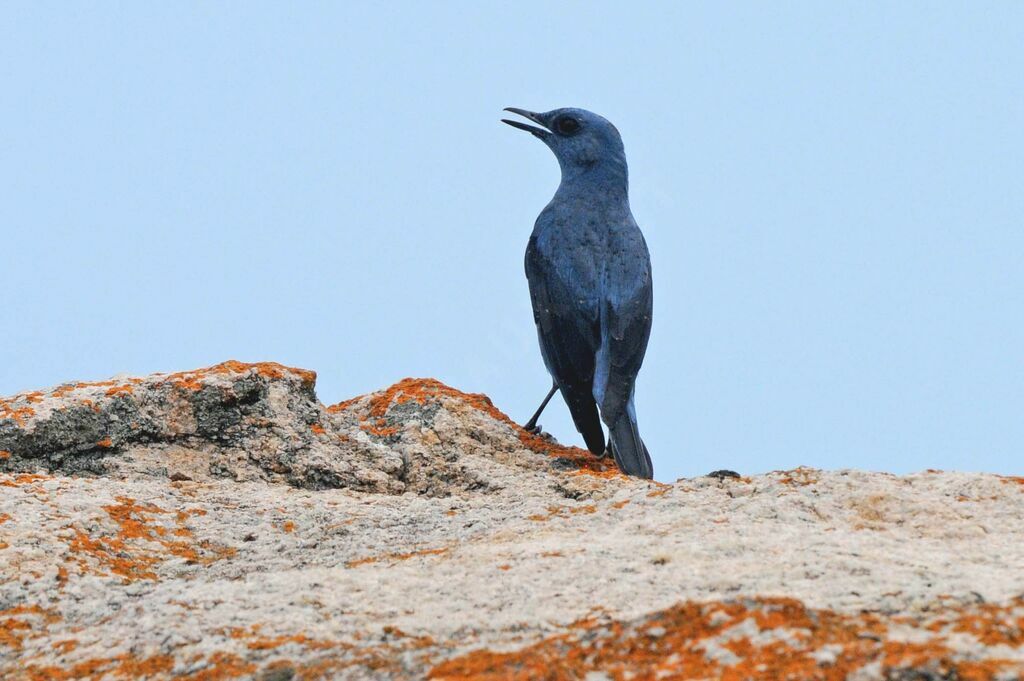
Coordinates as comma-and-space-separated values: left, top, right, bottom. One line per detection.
2, 3, 1022, 481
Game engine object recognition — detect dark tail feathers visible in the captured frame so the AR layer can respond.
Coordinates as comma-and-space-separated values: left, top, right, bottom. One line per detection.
608, 409, 653, 479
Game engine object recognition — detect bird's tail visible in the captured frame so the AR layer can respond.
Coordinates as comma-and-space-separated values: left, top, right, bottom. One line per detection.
608, 403, 653, 479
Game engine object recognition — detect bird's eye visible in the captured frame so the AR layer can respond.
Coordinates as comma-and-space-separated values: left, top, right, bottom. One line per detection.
556, 117, 580, 135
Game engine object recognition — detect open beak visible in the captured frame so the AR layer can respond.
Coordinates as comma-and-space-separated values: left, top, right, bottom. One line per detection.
501, 107, 550, 139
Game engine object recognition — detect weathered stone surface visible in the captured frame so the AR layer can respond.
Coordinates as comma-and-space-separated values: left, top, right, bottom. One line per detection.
0, 361, 402, 491
1, 362, 1023, 679
0, 362, 608, 495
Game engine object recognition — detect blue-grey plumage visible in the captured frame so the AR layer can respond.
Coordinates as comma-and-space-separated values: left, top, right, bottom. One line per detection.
503, 107, 654, 479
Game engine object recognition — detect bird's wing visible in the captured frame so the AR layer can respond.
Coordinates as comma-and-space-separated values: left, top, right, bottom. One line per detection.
525, 237, 599, 383
596, 231, 653, 422
525, 234, 605, 455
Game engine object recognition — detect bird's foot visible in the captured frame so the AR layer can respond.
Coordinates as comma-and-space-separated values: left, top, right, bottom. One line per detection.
706, 469, 740, 480
524, 423, 543, 435
598, 446, 611, 460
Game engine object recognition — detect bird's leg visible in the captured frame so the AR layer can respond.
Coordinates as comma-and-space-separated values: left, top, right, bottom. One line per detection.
523, 383, 558, 434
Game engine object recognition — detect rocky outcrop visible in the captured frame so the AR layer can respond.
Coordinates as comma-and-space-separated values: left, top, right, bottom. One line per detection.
1, 362, 1023, 679
0, 361, 612, 495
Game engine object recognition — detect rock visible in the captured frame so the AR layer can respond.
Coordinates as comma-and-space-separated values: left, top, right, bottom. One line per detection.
1, 361, 1023, 679
0, 361, 612, 495
0, 361, 403, 491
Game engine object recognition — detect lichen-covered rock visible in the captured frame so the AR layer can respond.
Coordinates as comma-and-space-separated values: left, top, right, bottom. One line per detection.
430, 594, 1024, 680
0, 362, 611, 495
0, 361, 405, 492
1, 363, 1023, 679
326, 377, 619, 497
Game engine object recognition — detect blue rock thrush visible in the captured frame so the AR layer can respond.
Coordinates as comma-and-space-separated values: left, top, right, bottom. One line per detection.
502, 107, 654, 479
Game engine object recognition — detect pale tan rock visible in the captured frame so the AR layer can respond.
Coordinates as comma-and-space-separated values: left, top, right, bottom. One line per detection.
1, 362, 1022, 679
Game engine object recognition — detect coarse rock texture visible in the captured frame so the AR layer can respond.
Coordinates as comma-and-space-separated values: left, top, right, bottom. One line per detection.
1, 361, 1023, 680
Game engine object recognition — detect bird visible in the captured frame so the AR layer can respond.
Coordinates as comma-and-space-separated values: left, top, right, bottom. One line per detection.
502, 107, 654, 479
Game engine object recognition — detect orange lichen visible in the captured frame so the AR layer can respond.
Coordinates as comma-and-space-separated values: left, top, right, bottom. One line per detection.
310, 423, 326, 435
0, 450, 10, 459
559, 447, 623, 478
281, 521, 296, 533
775, 466, 821, 487
360, 419, 399, 437
66, 528, 158, 581
31, 655, 175, 680
51, 380, 116, 398
528, 505, 564, 522
0, 513, 11, 524
329, 378, 622, 477
10, 376, 143, 408
528, 504, 599, 521
180, 652, 256, 681
235, 631, 336, 653
50, 385, 78, 398
30, 654, 183, 680
0, 613, 32, 650
216, 622, 352, 655
0, 402, 35, 424
51, 639, 79, 654
61, 497, 234, 582
428, 596, 1024, 680
0, 473, 51, 488
346, 546, 449, 568
186, 626, 435, 679
646, 484, 670, 498
17, 642, 424, 681
611, 499, 630, 509
326, 395, 362, 413
160, 361, 316, 392
939, 600, 1024, 648
96, 438, 113, 448
0, 604, 60, 652
104, 385, 134, 397
104, 655, 176, 679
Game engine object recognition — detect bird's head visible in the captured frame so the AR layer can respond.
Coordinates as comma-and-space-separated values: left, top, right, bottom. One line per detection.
502, 107, 627, 183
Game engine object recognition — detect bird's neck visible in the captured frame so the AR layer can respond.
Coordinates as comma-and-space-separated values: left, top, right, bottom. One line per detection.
557, 157, 630, 203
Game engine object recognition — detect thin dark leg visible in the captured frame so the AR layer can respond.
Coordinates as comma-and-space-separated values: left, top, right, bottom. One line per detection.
523, 382, 558, 433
